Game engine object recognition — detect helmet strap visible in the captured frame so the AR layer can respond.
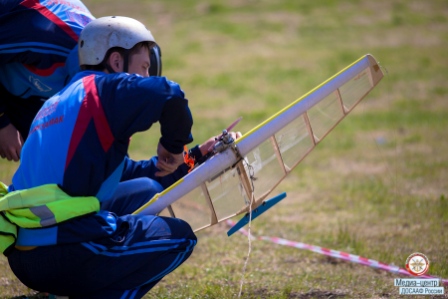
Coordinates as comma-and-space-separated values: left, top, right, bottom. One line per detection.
105, 63, 116, 74
123, 49, 130, 73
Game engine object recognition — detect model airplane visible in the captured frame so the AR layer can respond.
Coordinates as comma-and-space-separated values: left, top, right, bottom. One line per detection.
134, 54, 384, 232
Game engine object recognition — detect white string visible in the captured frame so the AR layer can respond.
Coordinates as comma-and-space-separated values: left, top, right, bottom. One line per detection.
237, 163, 255, 298
237, 192, 253, 298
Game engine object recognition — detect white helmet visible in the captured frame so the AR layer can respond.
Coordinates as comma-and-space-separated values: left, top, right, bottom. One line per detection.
78, 16, 156, 66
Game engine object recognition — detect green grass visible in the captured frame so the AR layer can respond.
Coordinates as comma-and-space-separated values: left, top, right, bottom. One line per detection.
1, 0, 448, 298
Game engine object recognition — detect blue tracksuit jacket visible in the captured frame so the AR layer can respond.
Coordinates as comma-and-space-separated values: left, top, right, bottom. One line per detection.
0, 0, 94, 131
11, 71, 194, 246
0, 0, 94, 98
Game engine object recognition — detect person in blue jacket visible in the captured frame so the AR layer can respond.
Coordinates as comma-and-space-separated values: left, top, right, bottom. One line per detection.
0, 0, 162, 162
5, 16, 223, 298
0, 0, 94, 161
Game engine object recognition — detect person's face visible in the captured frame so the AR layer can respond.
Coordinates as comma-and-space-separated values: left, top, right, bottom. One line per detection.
127, 46, 151, 77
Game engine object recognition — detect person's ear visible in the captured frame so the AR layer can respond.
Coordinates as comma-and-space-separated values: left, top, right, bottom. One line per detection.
107, 51, 123, 72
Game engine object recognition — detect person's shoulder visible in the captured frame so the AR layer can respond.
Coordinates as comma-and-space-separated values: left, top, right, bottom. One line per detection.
112, 73, 174, 88
95, 73, 185, 98
0, 0, 22, 13
137, 76, 184, 97
134, 75, 182, 89
67, 70, 103, 83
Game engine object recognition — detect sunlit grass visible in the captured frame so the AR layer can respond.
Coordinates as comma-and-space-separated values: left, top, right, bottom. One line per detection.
1, 0, 447, 298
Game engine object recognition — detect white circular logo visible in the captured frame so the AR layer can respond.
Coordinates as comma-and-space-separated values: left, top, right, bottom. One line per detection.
405, 252, 429, 276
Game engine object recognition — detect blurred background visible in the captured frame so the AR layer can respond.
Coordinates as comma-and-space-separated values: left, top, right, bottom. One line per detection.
1, 1, 447, 298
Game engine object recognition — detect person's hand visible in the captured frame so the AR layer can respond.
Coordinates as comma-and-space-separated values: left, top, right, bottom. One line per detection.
199, 131, 242, 156
0, 123, 23, 162
155, 141, 184, 177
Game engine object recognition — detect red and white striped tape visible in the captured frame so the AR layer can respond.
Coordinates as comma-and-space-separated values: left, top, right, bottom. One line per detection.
226, 220, 448, 285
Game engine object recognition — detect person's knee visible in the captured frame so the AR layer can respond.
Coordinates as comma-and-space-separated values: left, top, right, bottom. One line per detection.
104, 178, 164, 214
120, 177, 164, 201
161, 216, 197, 242
180, 218, 197, 243
134, 177, 164, 194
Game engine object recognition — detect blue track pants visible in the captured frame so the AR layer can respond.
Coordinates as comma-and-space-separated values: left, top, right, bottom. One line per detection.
8, 178, 197, 298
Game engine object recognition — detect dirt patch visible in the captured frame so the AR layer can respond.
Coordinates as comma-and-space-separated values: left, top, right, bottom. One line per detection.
244, 288, 347, 299
291, 290, 347, 299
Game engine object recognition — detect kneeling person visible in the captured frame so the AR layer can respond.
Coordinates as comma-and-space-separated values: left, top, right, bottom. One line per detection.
3, 16, 196, 298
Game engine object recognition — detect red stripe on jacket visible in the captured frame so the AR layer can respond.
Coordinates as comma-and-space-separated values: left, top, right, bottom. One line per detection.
20, 0, 79, 41
65, 75, 115, 169
23, 62, 65, 76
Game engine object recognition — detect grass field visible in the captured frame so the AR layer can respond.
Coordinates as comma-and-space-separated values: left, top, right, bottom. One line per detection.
1, 0, 447, 298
